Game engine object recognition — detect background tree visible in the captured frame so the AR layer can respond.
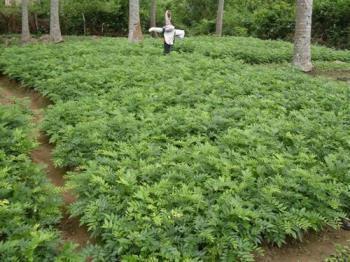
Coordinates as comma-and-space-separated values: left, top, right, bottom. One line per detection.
21, 0, 30, 43
293, 0, 313, 72
128, 0, 143, 43
0, 0, 348, 50
50, 0, 63, 42
5, 0, 14, 6
150, 0, 157, 37
215, 0, 224, 36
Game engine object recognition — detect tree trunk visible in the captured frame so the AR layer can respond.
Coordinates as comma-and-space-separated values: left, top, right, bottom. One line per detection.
150, 0, 157, 37
0, 12, 9, 33
50, 0, 63, 43
34, 13, 39, 33
293, 0, 313, 72
21, 0, 31, 44
216, 0, 224, 36
82, 13, 86, 35
128, 0, 143, 43
5, 0, 14, 6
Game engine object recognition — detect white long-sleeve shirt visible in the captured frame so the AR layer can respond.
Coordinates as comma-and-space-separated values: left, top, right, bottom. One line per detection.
149, 27, 185, 45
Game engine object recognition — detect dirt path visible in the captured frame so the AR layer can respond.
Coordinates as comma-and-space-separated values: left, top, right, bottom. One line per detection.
257, 228, 350, 262
309, 69, 350, 84
0, 75, 91, 248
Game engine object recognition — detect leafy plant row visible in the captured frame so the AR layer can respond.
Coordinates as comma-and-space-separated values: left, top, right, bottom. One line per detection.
0, 102, 82, 261
174, 37, 350, 63
0, 37, 350, 261
326, 243, 350, 262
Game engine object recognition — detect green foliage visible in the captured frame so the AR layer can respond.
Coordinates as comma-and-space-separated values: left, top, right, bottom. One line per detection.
252, 1, 295, 40
313, 0, 350, 49
60, 0, 127, 35
0, 37, 350, 260
0, 103, 83, 261
161, 0, 349, 49
175, 37, 350, 63
325, 243, 350, 262
0, 0, 349, 49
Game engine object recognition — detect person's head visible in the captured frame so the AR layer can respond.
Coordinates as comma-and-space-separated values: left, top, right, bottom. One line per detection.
165, 10, 172, 26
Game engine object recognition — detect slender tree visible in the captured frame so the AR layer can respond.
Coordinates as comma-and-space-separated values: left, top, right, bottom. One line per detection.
216, 0, 225, 36
128, 0, 143, 43
50, 0, 63, 43
293, 0, 313, 72
21, 0, 31, 44
150, 0, 157, 37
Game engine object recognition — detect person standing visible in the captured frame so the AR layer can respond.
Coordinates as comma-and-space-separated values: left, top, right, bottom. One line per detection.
149, 10, 185, 54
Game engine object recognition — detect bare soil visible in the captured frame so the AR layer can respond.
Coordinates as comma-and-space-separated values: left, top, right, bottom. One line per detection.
0, 75, 91, 249
309, 69, 350, 83
258, 228, 350, 262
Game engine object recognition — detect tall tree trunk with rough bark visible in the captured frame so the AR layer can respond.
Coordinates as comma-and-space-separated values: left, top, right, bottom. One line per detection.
293, 0, 313, 72
150, 0, 157, 37
21, 0, 30, 44
216, 0, 224, 36
128, 0, 143, 43
50, 0, 63, 43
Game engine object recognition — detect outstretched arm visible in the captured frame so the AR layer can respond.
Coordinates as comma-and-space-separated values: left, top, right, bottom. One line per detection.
149, 27, 163, 33
175, 29, 185, 39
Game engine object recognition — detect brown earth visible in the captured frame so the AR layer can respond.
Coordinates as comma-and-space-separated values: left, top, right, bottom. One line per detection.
309, 69, 350, 83
257, 228, 350, 262
0, 75, 91, 249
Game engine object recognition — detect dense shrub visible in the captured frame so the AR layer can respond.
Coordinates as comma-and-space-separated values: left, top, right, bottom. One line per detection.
313, 0, 350, 49
1, 37, 349, 260
252, 2, 295, 40
60, 0, 127, 35
326, 244, 350, 262
0, 102, 82, 261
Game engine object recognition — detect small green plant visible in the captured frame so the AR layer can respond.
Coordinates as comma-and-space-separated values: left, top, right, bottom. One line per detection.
326, 244, 350, 262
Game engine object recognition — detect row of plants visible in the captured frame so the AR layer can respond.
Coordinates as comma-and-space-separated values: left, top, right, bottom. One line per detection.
1, 38, 350, 95
0, 101, 82, 261
174, 37, 350, 63
0, 37, 350, 260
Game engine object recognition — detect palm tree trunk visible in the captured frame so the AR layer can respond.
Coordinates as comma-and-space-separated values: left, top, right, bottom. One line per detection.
293, 0, 313, 72
216, 0, 225, 36
128, 0, 143, 43
21, 0, 31, 44
50, 0, 63, 43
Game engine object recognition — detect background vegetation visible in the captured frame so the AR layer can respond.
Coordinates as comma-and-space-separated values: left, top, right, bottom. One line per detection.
0, 0, 349, 49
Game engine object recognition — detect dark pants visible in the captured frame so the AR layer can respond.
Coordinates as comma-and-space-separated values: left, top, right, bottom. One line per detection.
164, 42, 173, 54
